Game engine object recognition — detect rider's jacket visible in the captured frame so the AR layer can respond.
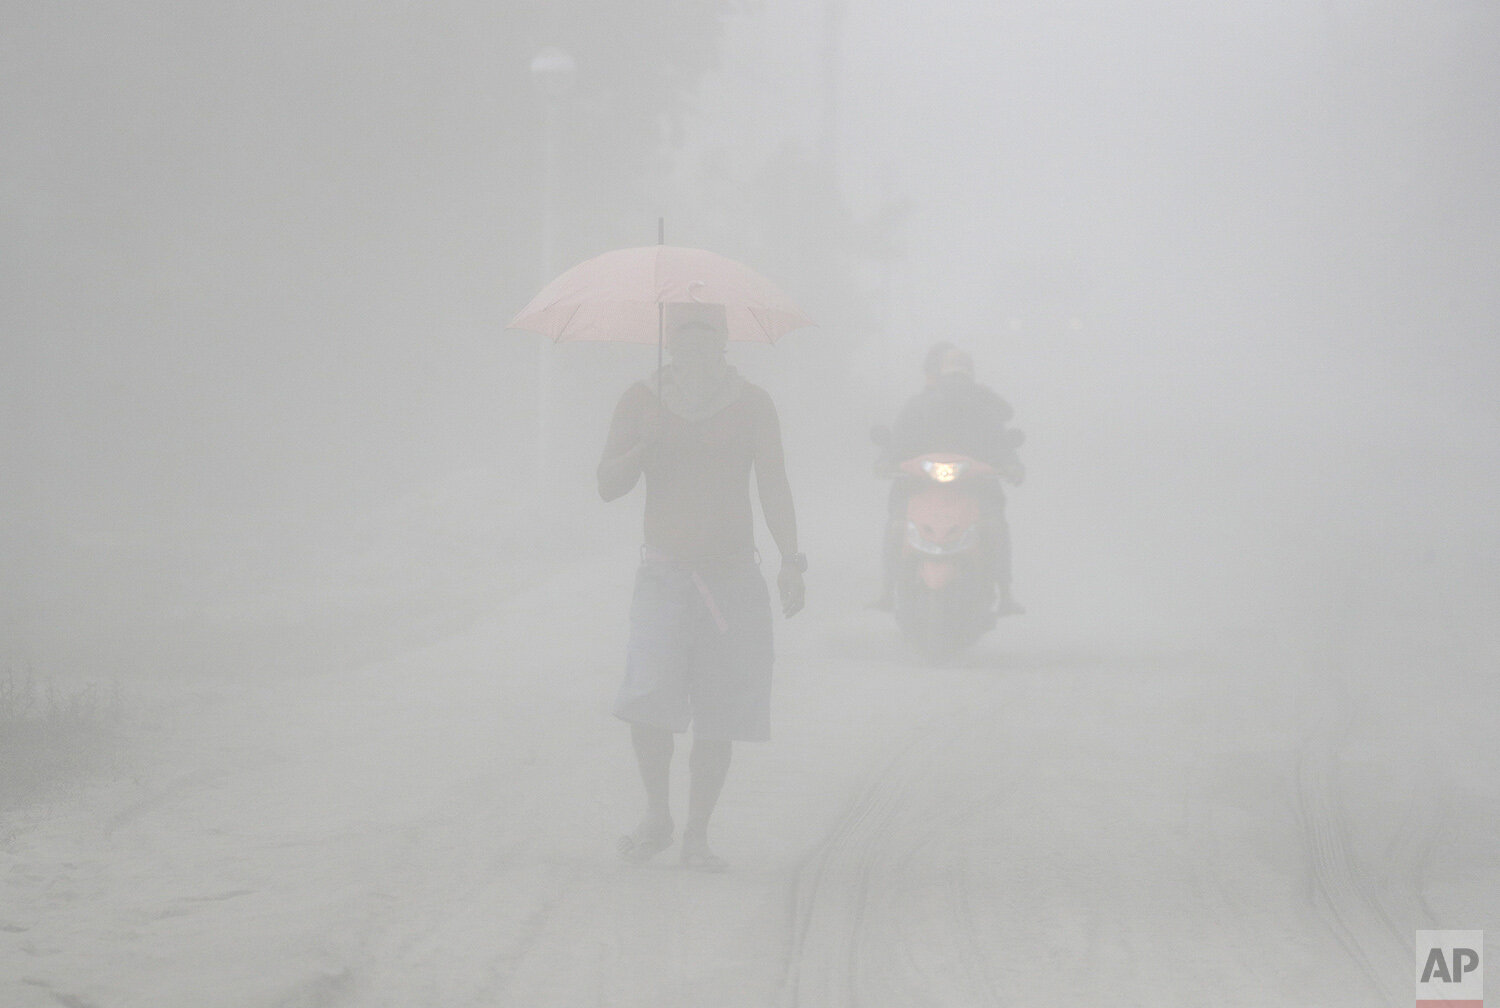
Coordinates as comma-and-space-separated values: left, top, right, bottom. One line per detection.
886, 374, 1018, 470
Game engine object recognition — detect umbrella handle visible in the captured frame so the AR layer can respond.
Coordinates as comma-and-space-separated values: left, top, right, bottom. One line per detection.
657, 214, 666, 399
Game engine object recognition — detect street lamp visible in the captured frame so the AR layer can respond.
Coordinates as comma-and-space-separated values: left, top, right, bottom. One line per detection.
529, 46, 577, 97
529, 46, 576, 474
529, 46, 576, 275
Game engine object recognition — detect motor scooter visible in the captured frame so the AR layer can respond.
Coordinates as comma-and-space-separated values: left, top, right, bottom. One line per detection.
872, 428, 1023, 662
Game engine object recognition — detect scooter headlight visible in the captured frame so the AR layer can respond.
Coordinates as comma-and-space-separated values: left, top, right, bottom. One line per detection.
921, 459, 967, 483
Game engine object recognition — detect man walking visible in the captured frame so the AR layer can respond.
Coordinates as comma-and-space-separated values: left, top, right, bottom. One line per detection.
597, 301, 804, 871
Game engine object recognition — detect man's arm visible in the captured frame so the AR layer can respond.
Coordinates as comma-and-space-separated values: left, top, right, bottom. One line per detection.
976, 383, 1015, 425
752, 390, 804, 617
978, 389, 1023, 482
597, 384, 653, 501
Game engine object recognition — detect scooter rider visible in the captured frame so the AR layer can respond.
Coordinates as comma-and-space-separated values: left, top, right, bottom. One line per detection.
872, 342, 1024, 615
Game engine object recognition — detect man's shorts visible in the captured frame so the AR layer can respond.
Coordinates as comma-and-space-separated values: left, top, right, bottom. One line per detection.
614, 557, 774, 742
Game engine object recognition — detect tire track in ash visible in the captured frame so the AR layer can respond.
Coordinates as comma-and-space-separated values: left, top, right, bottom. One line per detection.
782, 690, 1021, 1008
1295, 735, 1442, 1008
1290, 637, 1460, 1008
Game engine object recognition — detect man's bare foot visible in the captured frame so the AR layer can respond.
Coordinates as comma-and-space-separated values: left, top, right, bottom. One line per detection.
617, 815, 673, 863
679, 831, 729, 872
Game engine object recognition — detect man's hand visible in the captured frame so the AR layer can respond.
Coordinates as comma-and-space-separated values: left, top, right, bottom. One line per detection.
777, 565, 805, 618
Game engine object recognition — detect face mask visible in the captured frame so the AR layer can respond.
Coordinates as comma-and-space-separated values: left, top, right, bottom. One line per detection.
668, 326, 727, 368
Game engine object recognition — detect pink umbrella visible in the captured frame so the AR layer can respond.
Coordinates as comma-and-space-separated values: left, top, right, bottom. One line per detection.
507, 244, 812, 347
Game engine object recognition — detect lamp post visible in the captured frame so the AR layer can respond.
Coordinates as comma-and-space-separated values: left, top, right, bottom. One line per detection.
529, 46, 576, 474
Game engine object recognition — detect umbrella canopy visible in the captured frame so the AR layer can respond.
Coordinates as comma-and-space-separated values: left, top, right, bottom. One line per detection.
507, 245, 812, 345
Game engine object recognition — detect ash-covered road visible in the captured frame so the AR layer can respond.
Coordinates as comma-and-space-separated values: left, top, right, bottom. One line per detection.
2, 547, 1492, 1007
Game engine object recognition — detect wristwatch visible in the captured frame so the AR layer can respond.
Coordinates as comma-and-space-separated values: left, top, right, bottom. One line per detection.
782, 552, 807, 573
